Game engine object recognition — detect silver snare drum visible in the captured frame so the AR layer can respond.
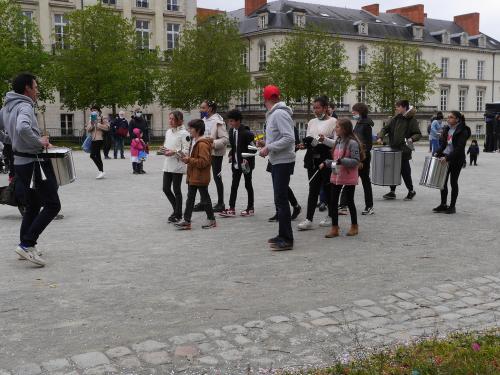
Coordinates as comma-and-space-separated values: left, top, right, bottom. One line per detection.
371, 147, 402, 186
44, 147, 76, 186
419, 156, 448, 190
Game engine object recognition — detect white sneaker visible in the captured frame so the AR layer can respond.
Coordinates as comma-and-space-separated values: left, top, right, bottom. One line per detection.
18, 245, 42, 260
96, 171, 106, 179
297, 219, 313, 231
15, 245, 45, 267
319, 215, 332, 227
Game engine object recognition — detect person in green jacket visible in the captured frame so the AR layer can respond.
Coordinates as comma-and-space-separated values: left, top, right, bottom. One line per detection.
377, 100, 422, 201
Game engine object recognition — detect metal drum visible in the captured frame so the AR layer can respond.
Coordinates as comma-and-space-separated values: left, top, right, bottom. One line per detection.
419, 156, 448, 189
371, 147, 402, 186
45, 147, 76, 186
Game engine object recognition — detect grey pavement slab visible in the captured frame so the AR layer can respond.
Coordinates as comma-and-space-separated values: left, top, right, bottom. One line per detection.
1, 147, 499, 371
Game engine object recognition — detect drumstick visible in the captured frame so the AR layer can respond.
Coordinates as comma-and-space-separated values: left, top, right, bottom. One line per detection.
308, 169, 320, 184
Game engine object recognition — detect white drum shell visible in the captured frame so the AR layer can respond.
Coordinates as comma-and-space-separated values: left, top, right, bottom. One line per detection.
371, 147, 402, 186
419, 156, 448, 189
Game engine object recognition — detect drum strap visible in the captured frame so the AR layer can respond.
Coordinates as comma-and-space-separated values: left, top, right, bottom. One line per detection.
14, 151, 63, 159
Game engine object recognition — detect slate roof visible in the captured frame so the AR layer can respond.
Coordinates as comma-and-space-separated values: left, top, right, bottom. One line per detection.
229, 0, 500, 50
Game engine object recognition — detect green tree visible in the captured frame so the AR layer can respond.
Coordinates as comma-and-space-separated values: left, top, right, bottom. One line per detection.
357, 40, 440, 114
158, 14, 251, 110
0, 0, 54, 102
266, 25, 352, 119
51, 4, 161, 113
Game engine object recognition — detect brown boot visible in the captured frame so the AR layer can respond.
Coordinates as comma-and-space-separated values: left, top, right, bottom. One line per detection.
325, 225, 340, 238
347, 224, 358, 236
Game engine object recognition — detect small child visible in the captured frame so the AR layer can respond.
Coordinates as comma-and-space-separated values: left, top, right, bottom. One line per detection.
467, 139, 480, 166
130, 128, 147, 174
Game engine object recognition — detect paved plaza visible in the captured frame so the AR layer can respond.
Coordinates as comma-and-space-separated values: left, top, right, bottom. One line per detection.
0, 146, 499, 374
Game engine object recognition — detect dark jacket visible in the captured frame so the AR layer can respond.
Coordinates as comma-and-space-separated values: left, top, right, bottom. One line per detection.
467, 144, 480, 155
129, 116, 149, 143
378, 107, 422, 160
111, 117, 129, 138
186, 137, 213, 186
229, 125, 255, 171
354, 117, 374, 153
436, 123, 469, 165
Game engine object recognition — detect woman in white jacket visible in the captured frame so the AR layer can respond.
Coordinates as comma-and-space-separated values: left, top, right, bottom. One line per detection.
162, 111, 190, 223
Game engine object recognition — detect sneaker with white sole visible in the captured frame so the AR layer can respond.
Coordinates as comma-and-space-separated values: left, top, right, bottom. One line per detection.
362, 207, 375, 215
219, 209, 236, 218
15, 245, 45, 267
96, 171, 106, 179
202, 219, 217, 229
297, 219, 313, 231
319, 215, 332, 227
240, 209, 254, 217
338, 206, 348, 215
18, 245, 42, 260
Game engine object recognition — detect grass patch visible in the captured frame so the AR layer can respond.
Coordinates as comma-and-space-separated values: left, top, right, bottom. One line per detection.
278, 330, 500, 375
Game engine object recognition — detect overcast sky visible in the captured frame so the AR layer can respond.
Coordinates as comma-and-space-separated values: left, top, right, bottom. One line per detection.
197, 0, 500, 40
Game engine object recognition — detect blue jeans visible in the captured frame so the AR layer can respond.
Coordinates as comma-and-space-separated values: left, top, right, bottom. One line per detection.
271, 162, 295, 243
113, 137, 125, 158
15, 161, 61, 247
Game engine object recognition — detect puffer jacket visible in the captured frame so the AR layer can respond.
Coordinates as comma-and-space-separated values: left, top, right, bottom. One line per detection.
204, 113, 229, 157
186, 137, 213, 186
162, 126, 190, 174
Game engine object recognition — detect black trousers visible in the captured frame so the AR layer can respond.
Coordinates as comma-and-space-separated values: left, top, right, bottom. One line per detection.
306, 167, 330, 221
163, 172, 183, 218
103, 133, 112, 157
90, 140, 104, 172
271, 162, 295, 243
441, 162, 462, 208
340, 154, 373, 209
229, 168, 254, 210
469, 154, 478, 165
331, 184, 357, 226
15, 162, 61, 247
3, 143, 15, 178
391, 158, 413, 192
184, 185, 215, 222
212, 156, 224, 206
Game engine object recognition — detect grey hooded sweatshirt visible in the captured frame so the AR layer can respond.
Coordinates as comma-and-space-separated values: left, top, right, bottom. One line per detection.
265, 102, 296, 165
1, 92, 42, 165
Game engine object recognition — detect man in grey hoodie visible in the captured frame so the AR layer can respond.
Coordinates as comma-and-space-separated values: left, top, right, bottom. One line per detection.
259, 85, 296, 251
1, 73, 61, 267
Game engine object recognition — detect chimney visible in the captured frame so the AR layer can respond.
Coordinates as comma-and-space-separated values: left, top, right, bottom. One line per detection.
362, 4, 379, 17
387, 4, 425, 25
454, 13, 480, 36
197, 8, 225, 22
245, 0, 267, 17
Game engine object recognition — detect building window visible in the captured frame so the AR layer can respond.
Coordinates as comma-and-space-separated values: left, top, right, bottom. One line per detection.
476, 89, 485, 111
239, 92, 248, 106
358, 47, 367, 70
60, 114, 73, 136
477, 61, 485, 80
259, 14, 268, 29
458, 89, 467, 112
459, 59, 467, 79
335, 95, 345, 108
294, 13, 306, 28
54, 14, 68, 49
166, 0, 179, 11
415, 52, 422, 65
441, 58, 449, 78
102, 0, 116, 4
136, 0, 149, 8
440, 88, 449, 111
259, 43, 266, 70
143, 114, 153, 129
475, 124, 483, 136
136, 20, 150, 50
241, 49, 248, 68
166, 23, 180, 50
357, 85, 366, 103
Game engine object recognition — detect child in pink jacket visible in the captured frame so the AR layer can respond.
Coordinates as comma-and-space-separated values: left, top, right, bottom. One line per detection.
131, 128, 146, 174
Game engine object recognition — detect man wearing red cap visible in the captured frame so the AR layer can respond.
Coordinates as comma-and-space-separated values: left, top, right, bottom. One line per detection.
259, 85, 296, 251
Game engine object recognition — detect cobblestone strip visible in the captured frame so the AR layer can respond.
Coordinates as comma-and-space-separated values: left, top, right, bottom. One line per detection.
4, 273, 500, 375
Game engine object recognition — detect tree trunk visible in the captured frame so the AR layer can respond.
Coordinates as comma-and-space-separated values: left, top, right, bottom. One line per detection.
112, 104, 117, 116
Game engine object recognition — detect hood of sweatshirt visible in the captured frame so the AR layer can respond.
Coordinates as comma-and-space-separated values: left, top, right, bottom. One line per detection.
3, 92, 35, 113
266, 101, 293, 118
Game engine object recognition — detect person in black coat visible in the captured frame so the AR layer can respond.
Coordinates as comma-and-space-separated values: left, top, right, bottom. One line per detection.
467, 139, 480, 166
110, 111, 128, 159
219, 109, 256, 217
433, 111, 470, 214
129, 109, 150, 143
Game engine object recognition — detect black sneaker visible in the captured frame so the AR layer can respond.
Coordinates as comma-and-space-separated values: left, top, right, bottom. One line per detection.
268, 236, 281, 244
432, 205, 448, 213
291, 205, 302, 220
404, 191, 416, 201
212, 204, 225, 213
383, 192, 396, 200
270, 240, 293, 251
268, 214, 278, 222
362, 207, 374, 215
193, 203, 204, 212
168, 214, 180, 223
175, 221, 191, 230
445, 206, 456, 214
318, 202, 327, 212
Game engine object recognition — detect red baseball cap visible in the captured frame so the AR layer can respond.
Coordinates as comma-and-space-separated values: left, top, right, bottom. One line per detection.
263, 85, 281, 101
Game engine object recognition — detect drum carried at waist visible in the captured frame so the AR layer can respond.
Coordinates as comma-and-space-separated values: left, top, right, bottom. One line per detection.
371, 147, 402, 186
45, 147, 76, 186
419, 156, 448, 190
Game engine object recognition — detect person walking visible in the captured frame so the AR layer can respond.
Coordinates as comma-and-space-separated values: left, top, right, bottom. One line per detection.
86, 106, 110, 179
162, 111, 190, 223
297, 95, 336, 231
467, 139, 480, 166
258, 85, 296, 251
1, 73, 61, 267
219, 109, 256, 218
430, 112, 444, 154
111, 111, 128, 159
433, 111, 469, 214
175, 119, 217, 230
377, 100, 421, 200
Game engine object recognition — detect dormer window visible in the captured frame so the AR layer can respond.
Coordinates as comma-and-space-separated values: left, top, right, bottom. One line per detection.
471, 35, 487, 48
258, 13, 268, 29
460, 32, 469, 46
354, 21, 368, 36
412, 26, 424, 41
294, 12, 306, 28
431, 30, 450, 44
